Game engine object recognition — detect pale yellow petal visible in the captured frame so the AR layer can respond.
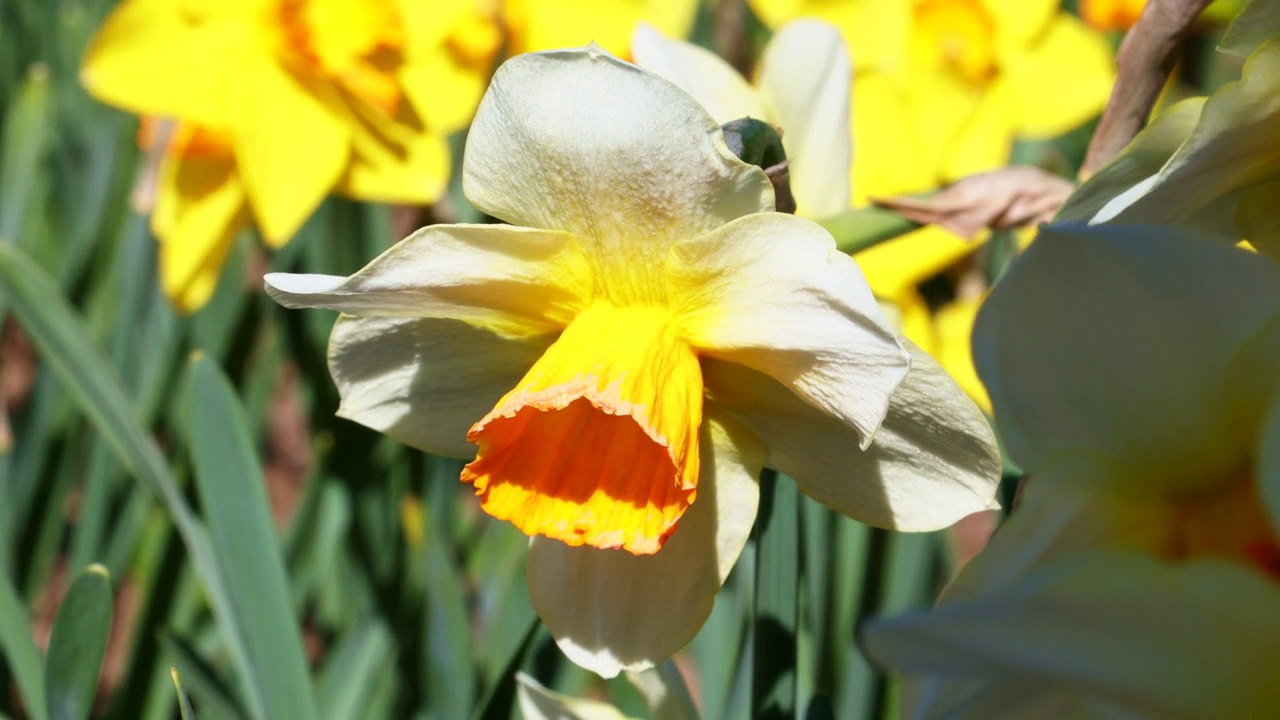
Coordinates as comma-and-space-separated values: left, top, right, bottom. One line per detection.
866, 554, 1280, 719
265, 224, 592, 337
527, 411, 764, 678
703, 340, 1001, 531
326, 315, 551, 458
630, 24, 763, 124
462, 47, 773, 304
974, 223, 1280, 496
757, 19, 853, 218
668, 213, 908, 446
1220, 0, 1280, 57
516, 674, 635, 720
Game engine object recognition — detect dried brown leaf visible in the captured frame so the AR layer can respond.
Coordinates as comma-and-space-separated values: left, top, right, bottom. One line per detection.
873, 166, 1075, 239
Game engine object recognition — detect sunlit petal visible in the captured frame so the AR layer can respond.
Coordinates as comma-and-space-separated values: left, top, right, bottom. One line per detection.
630, 24, 763, 124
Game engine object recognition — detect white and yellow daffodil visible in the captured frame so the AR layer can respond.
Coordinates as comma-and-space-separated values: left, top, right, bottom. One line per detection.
81, 0, 500, 311
631, 19, 852, 219
865, 224, 1280, 718
1061, 1, 1280, 254
266, 46, 1000, 677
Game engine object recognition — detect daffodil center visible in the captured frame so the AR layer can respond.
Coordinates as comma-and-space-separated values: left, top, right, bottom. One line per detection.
912, 0, 998, 85
462, 303, 704, 555
274, 0, 406, 114
1169, 473, 1280, 580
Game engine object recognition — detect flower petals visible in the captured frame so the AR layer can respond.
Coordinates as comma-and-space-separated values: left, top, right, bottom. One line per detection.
757, 19, 853, 218
526, 411, 764, 678
864, 553, 1280, 719
974, 223, 1280, 495
327, 315, 551, 458
668, 212, 907, 446
703, 341, 999, 532
265, 224, 591, 337
630, 24, 763, 125
462, 46, 773, 297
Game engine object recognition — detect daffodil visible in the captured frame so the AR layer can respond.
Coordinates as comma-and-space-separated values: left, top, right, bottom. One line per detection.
503, 0, 698, 57
265, 46, 1000, 676
631, 19, 852, 219
81, 0, 501, 311
1080, 0, 1246, 31
864, 223, 1280, 718
1061, 13, 1280, 258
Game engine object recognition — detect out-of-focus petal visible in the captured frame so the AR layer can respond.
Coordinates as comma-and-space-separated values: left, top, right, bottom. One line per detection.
757, 19, 853, 218
668, 213, 907, 447
230, 64, 348, 243
153, 150, 251, 313
338, 128, 451, 205
1056, 98, 1203, 222
855, 226, 975, 302
463, 47, 772, 300
999, 15, 1114, 138
399, 0, 499, 133
1220, 0, 1280, 57
703, 341, 1000, 532
80, 0, 253, 129
516, 673, 635, 720
503, 0, 697, 57
630, 24, 762, 124
526, 411, 764, 678
973, 223, 1280, 496
264, 224, 592, 337
1095, 40, 1280, 237
984, 0, 1057, 55
865, 553, 1280, 719
854, 74, 934, 201
1236, 179, 1280, 258
327, 315, 551, 458
934, 297, 990, 413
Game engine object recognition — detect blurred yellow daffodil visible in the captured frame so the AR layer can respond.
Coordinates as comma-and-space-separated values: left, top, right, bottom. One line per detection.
81, 0, 501, 311
866, 224, 1280, 718
1080, 0, 1246, 32
631, 19, 852, 219
1062, 15, 1280, 258
504, 0, 697, 57
266, 46, 1000, 677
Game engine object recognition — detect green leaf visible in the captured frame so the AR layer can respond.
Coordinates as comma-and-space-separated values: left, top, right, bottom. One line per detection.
160, 634, 248, 720
316, 621, 394, 720
44, 564, 113, 720
0, 568, 47, 720
185, 354, 321, 720
0, 242, 257, 716
424, 510, 476, 718
171, 668, 198, 720
753, 470, 800, 719
0, 64, 51, 241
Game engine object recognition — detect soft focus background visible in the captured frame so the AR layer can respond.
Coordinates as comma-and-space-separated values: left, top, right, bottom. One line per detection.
0, 1, 1249, 718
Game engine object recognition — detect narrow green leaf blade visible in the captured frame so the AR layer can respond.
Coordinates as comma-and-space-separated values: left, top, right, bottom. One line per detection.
44, 564, 113, 720
753, 470, 800, 719
171, 668, 198, 720
0, 569, 47, 720
185, 354, 320, 720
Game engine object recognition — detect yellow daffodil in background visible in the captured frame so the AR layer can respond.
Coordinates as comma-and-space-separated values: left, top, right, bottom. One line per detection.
503, 0, 698, 56
865, 224, 1280, 717
631, 19, 852, 219
266, 46, 1000, 677
740, 0, 1114, 413
1080, 0, 1245, 31
80, 0, 501, 312
1062, 5, 1280, 257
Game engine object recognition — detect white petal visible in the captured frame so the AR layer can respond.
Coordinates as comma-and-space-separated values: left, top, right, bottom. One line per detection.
527, 411, 764, 678
865, 553, 1280, 719
974, 223, 1280, 494
516, 673, 634, 720
1055, 98, 1203, 224
702, 341, 999, 531
668, 212, 907, 447
630, 24, 763, 124
757, 19, 852, 218
1095, 40, 1280, 239
462, 45, 774, 296
265, 223, 591, 337
328, 315, 551, 458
